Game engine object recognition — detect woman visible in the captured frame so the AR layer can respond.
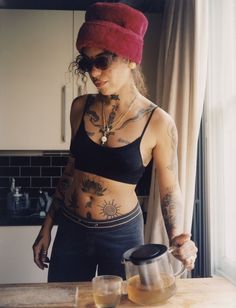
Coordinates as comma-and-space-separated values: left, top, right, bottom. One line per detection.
33, 2, 197, 282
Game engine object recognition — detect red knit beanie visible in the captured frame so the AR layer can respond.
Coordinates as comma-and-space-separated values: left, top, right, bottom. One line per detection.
76, 2, 148, 64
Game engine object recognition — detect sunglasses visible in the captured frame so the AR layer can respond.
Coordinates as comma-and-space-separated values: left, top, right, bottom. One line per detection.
77, 52, 117, 73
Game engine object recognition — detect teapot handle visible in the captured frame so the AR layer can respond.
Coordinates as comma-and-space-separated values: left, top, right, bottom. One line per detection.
168, 246, 186, 277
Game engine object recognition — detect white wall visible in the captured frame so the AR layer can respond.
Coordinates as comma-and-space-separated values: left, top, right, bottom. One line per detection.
0, 226, 57, 283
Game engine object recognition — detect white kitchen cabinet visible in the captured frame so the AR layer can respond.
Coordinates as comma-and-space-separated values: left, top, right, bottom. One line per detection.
0, 226, 57, 283
0, 10, 85, 150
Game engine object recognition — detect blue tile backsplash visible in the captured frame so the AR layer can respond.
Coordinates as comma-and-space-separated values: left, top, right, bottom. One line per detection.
0, 152, 152, 225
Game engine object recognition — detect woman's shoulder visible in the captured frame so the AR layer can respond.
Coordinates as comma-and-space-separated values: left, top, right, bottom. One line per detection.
70, 94, 95, 137
142, 99, 174, 128
153, 106, 175, 127
140, 97, 174, 128
71, 93, 97, 114
140, 98, 177, 144
71, 94, 87, 113
151, 105, 178, 147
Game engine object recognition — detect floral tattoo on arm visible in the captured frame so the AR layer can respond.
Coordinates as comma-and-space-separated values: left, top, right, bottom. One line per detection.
161, 186, 182, 241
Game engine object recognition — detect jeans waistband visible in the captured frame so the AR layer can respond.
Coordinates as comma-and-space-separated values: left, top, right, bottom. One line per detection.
61, 203, 142, 229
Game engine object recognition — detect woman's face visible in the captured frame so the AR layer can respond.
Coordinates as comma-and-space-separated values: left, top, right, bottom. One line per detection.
82, 47, 133, 95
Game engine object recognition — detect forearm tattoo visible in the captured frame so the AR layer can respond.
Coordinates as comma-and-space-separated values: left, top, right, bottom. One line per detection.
98, 199, 122, 219
47, 197, 64, 220
167, 122, 178, 176
48, 172, 75, 220
58, 176, 74, 194
161, 186, 182, 240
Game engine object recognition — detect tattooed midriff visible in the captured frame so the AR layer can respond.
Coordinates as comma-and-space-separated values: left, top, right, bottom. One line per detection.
70, 169, 137, 220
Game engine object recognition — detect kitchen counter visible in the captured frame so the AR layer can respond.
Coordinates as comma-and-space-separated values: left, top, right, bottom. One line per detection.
0, 276, 235, 307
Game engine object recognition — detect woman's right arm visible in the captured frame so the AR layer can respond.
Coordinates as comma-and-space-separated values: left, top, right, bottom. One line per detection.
32, 95, 86, 270
32, 155, 75, 269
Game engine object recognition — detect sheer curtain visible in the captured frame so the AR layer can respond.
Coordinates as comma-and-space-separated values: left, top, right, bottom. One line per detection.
145, 0, 208, 250
206, 0, 236, 284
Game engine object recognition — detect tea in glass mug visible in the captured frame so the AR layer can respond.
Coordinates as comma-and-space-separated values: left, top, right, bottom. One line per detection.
92, 275, 122, 308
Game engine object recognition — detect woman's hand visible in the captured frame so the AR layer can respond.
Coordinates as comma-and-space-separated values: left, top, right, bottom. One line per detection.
171, 233, 198, 271
32, 230, 51, 270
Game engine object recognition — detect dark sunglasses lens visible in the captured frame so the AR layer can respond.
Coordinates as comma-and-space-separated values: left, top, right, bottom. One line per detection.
78, 54, 115, 72
94, 56, 110, 70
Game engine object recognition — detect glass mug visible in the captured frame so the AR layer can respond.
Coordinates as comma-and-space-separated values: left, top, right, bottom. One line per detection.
122, 244, 186, 306
92, 275, 122, 308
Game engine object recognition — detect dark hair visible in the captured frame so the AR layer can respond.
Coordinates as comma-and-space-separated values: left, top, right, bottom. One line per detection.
69, 54, 88, 92
69, 55, 148, 97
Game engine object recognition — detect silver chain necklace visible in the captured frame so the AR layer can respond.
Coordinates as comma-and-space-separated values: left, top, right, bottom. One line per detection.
101, 95, 137, 145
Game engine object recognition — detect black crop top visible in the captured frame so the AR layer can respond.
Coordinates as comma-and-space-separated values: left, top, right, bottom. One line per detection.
70, 98, 157, 184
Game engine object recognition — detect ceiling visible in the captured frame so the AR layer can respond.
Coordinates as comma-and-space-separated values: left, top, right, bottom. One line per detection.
0, 0, 165, 13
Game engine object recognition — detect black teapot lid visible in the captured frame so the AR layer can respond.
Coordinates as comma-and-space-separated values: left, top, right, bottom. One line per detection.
122, 245, 144, 261
129, 244, 167, 265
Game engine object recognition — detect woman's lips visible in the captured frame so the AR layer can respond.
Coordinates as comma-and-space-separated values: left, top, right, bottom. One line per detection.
94, 80, 107, 89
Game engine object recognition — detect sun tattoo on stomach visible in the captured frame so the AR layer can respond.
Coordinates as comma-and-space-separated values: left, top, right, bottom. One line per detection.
98, 199, 122, 219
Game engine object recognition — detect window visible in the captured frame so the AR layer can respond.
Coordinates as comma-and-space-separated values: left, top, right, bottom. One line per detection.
205, 0, 236, 284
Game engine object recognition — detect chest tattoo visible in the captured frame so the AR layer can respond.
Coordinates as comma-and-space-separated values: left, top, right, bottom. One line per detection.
85, 109, 101, 128
115, 104, 155, 130
117, 137, 130, 145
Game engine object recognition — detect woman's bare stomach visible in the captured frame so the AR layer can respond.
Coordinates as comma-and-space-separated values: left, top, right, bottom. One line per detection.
64, 170, 138, 220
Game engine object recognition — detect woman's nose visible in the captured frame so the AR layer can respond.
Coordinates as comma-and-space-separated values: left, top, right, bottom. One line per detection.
89, 66, 102, 78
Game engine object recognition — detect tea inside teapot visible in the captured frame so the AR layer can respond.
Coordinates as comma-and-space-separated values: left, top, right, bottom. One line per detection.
123, 244, 181, 305
127, 273, 176, 305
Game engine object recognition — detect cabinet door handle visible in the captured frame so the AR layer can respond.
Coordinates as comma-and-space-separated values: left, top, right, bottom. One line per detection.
61, 85, 67, 142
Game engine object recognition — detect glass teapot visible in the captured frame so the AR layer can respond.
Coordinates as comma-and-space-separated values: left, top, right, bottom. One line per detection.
122, 244, 186, 306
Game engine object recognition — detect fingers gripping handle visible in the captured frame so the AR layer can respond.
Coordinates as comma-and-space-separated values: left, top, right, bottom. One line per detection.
168, 246, 186, 277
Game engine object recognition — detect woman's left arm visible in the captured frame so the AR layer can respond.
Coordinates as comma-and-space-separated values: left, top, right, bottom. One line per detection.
152, 111, 197, 270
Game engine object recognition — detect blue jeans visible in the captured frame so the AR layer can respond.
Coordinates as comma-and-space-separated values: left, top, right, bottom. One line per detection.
48, 204, 144, 282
